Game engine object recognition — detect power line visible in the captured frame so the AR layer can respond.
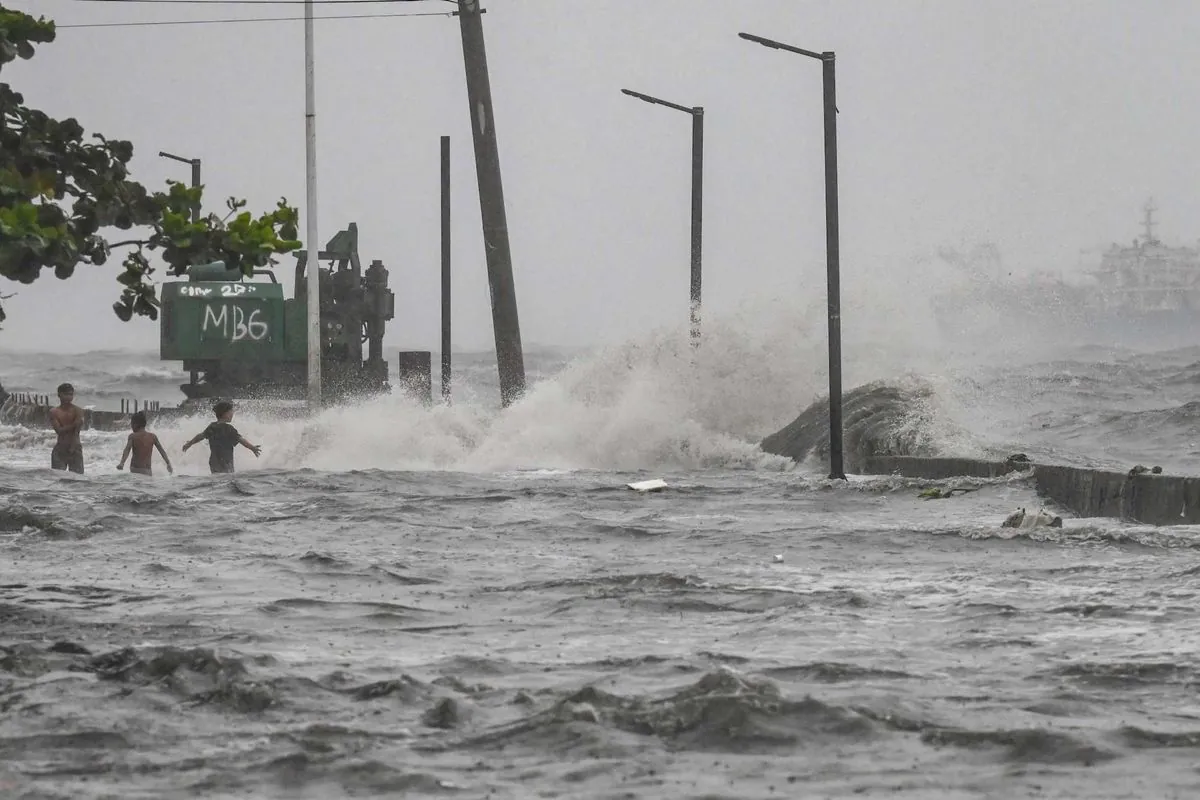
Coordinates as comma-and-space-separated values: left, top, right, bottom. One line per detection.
55, 10, 451, 27
64, 0, 450, 5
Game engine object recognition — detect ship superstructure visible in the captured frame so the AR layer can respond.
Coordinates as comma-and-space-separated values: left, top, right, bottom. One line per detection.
1086, 200, 1200, 316
930, 200, 1200, 350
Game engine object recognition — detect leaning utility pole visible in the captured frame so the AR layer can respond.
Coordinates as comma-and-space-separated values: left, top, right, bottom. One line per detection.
456, 0, 526, 408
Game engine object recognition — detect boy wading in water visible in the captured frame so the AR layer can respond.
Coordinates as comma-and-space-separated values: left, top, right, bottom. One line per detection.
182, 401, 262, 474
117, 411, 173, 476
49, 382, 85, 474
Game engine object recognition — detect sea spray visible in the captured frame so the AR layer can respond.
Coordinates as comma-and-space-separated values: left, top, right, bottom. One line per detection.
272, 298, 967, 473
0, 297, 982, 475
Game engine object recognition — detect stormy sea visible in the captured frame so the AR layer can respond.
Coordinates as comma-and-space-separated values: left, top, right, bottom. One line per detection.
2, 304, 1200, 799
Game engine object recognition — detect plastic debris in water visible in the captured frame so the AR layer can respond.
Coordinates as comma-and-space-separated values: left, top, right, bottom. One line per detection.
1001, 507, 1063, 529
627, 479, 668, 493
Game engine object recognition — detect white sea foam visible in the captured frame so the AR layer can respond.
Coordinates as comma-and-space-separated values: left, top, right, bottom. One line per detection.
2, 259, 1028, 476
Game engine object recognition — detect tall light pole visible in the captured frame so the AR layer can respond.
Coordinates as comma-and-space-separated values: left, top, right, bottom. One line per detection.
441, 135, 452, 404
738, 32, 845, 481
304, 0, 322, 411
158, 151, 201, 223
620, 88, 704, 345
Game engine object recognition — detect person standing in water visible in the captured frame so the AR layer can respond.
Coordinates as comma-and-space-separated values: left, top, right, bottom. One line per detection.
182, 401, 261, 473
117, 411, 173, 476
49, 382, 85, 474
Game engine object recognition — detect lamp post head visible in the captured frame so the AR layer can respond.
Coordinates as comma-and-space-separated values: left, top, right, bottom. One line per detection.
738, 32, 780, 49
158, 150, 195, 166
737, 32, 828, 62
620, 88, 696, 115
621, 88, 657, 106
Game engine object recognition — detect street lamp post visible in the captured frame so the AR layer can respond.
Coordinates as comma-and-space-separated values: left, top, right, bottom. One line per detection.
158, 150, 201, 223
303, 0, 322, 412
738, 32, 845, 481
620, 88, 704, 344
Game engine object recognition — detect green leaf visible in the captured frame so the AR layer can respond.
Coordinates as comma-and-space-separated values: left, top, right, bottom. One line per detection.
0, 6, 303, 325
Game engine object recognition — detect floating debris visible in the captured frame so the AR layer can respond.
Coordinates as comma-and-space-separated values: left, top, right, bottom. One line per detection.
1001, 507, 1063, 529
627, 479, 668, 493
918, 486, 977, 500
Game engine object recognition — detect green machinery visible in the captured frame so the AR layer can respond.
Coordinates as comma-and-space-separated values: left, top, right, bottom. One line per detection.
159, 223, 395, 403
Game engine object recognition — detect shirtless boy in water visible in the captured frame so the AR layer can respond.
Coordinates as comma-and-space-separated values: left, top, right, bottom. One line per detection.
49, 382, 85, 474
118, 411, 173, 476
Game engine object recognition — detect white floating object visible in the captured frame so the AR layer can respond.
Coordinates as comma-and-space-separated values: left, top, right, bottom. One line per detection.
773, 554, 784, 563
627, 478, 668, 493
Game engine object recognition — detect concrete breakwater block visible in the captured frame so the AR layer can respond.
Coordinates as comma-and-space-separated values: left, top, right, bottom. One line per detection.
759, 380, 945, 473
860, 455, 1200, 527
861, 455, 1031, 481
1032, 463, 1200, 526
761, 382, 1200, 527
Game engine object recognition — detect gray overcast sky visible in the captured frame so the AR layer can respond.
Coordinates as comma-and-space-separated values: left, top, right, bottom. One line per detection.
4, 0, 1200, 354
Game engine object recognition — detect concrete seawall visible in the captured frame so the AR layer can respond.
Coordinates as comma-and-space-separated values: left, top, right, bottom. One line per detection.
861, 455, 1200, 527
0, 382, 189, 432
0, 398, 193, 432
759, 382, 1199, 527
0, 396, 310, 433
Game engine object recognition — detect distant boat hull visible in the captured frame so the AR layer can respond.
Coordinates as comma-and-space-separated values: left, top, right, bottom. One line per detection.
932, 291, 1200, 351
931, 202, 1200, 352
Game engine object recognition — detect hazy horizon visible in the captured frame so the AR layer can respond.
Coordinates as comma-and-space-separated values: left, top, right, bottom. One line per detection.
4, 0, 1200, 355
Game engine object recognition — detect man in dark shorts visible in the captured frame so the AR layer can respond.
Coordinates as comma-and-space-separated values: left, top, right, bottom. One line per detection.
182, 400, 262, 473
49, 382, 85, 474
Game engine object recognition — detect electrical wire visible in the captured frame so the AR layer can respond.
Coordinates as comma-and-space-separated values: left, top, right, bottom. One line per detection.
63, 0, 451, 5
55, 11, 451, 27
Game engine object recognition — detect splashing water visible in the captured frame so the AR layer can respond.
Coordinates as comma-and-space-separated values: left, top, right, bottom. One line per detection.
9, 255, 1181, 478
1, 297, 980, 476
254, 297, 983, 474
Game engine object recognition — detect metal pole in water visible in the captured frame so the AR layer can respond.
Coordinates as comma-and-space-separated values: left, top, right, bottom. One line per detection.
821, 53, 844, 481
620, 89, 705, 345
690, 106, 704, 346
304, 0, 322, 411
441, 135, 452, 404
737, 33, 846, 480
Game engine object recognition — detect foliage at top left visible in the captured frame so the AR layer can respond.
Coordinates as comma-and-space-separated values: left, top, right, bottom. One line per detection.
0, 5, 302, 325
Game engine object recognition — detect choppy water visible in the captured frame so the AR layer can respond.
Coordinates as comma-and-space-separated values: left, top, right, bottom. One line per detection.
4, 310, 1200, 799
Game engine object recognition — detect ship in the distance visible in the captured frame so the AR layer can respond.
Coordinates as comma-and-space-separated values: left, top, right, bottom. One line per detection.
931, 200, 1200, 351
